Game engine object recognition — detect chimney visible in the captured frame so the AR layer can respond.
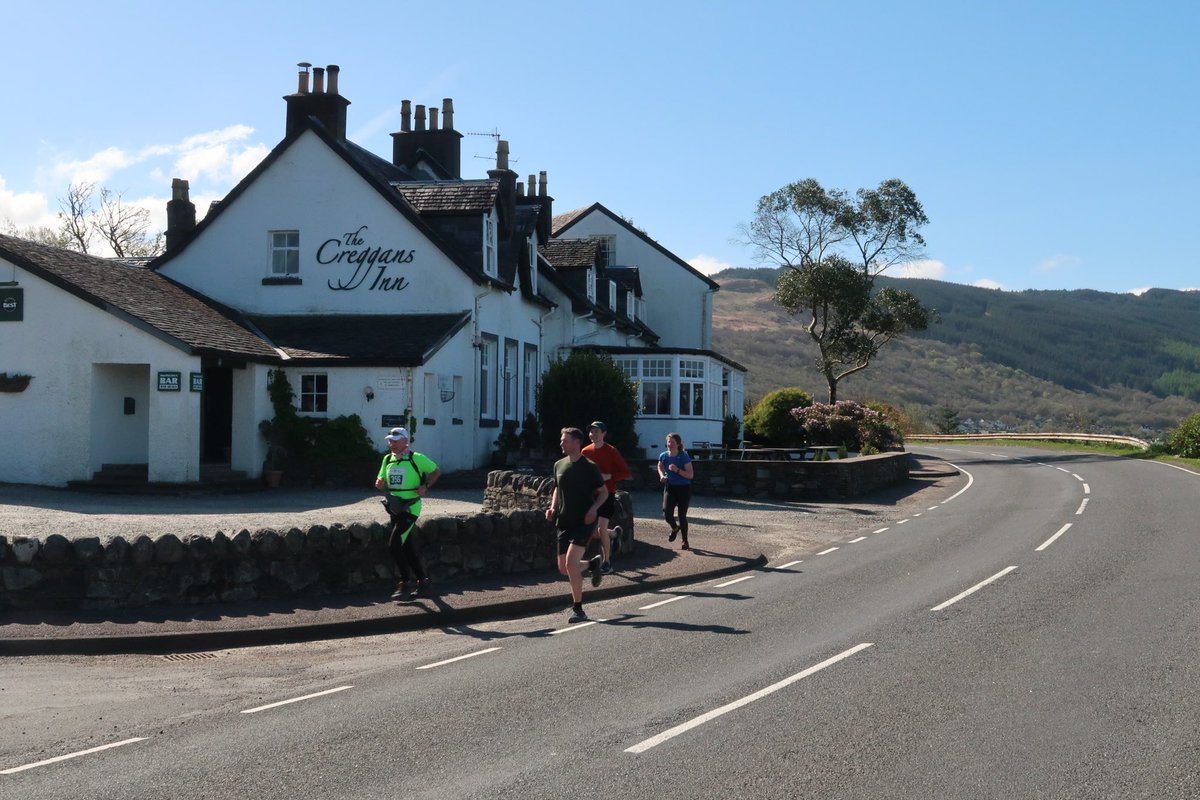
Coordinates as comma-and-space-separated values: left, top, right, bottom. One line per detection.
487, 139, 518, 239
538, 171, 548, 197
284, 61, 350, 139
496, 139, 510, 171
517, 171, 553, 242
390, 96, 463, 178
527, 175, 536, 196
165, 178, 197, 252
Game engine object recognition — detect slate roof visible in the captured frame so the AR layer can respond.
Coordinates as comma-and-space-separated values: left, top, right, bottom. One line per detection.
551, 207, 588, 234
394, 181, 499, 214
247, 312, 471, 366
0, 234, 278, 360
539, 238, 599, 271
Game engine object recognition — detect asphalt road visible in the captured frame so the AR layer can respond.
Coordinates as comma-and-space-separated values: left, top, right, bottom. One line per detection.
4, 446, 1200, 798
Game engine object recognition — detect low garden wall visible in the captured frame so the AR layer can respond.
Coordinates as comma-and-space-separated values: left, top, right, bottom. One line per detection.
0, 471, 635, 612
0, 454, 905, 612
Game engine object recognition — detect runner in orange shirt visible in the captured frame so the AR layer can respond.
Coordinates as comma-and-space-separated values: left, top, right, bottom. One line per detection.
581, 420, 632, 574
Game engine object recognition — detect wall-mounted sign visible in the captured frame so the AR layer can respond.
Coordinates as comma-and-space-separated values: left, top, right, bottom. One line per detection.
157, 371, 182, 392
375, 376, 405, 390
319, 225, 415, 293
0, 287, 22, 321
381, 415, 406, 427
190, 372, 204, 392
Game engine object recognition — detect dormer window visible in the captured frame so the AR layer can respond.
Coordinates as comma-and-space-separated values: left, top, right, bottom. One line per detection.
625, 289, 636, 321
483, 213, 498, 277
608, 280, 617, 311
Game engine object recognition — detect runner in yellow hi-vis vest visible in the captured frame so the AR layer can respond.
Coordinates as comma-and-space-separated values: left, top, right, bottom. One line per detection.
375, 427, 440, 599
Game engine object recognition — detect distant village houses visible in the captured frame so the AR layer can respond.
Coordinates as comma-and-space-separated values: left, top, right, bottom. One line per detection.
0, 63, 745, 487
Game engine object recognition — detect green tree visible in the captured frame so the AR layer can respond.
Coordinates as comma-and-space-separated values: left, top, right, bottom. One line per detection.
1168, 413, 1200, 458
743, 387, 813, 447
934, 406, 961, 434
537, 351, 639, 453
743, 178, 937, 403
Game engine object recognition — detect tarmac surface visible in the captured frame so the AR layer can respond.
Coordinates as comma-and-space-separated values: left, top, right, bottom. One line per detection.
1, 455, 960, 655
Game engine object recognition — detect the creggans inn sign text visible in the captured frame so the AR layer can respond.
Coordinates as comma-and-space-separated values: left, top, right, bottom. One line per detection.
319, 225, 415, 293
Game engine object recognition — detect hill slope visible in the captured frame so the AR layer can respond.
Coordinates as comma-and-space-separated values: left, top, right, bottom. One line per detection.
712, 271, 1200, 434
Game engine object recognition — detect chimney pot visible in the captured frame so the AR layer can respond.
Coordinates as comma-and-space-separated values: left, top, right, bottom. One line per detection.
296, 62, 311, 94
516, 182, 525, 197
171, 178, 190, 202
539, 171, 548, 197
400, 100, 412, 133
327, 64, 340, 95
429, 107, 439, 130
442, 98, 454, 130
497, 139, 509, 171
527, 175, 536, 196
313, 66, 325, 94
415, 104, 426, 131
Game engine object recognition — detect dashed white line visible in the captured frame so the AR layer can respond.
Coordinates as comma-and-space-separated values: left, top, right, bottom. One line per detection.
1, 737, 147, 775
776, 559, 804, 569
1073, 474, 1085, 482
1083, 483, 1090, 494
242, 685, 354, 714
714, 575, 755, 588
416, 648, 501, 670
1036, 523, 1072, 552
816, 547, 839, 555
1056, 467, 1071, 473
931, 566, 1018, 611
928, 506, 940, 511
848, 536, 867, 544
1075, 499, 1089, 515
897, 519, 910, 525
912, 513, 923, 518
873, 527, 890, 534
640, 594, 687, 610
549, 618, 608, 635
624, 643, 874, 753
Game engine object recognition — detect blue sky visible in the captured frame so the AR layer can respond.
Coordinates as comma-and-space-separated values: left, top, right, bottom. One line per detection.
2, 0, 1196, 293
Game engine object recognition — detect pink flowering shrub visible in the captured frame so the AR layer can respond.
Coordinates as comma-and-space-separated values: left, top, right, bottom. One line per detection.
791, 400, 903, 452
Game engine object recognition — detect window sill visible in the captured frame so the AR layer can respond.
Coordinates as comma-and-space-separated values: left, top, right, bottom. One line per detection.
262, 276, 303, 286
479, 418, 500, 429
422, 418, 436, 426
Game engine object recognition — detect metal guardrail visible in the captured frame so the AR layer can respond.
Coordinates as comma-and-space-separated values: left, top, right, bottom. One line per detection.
907, 433, 1151, 451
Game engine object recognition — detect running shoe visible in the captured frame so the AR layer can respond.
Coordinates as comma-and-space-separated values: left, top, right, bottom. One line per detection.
413, 578, 432, 597
391, 581, 411, 599
568, 608, 589, 623
600, 561, 613, 575
668, 527, 678, 542
589, 555, 603, 586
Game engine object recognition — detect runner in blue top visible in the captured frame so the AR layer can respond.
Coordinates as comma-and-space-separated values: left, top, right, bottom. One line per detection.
657, 432, 695, 550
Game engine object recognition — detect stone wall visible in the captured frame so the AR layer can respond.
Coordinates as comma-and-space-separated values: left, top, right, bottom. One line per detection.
0, 470, 636, 612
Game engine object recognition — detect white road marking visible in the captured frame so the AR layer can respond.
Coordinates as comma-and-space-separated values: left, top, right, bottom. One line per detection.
928, 506, 940, 511
776, 559, 804, 569
912, 513, 923, 518
990, 453, 1007, 458
1073, 474, 1085, 482
549, 618, 608, 635
848, 536, 867, 544
714, 575, 755, 588
1, 737, 147, 775
897, 519, 910, 525
640, 594, 687, 610
873, 527, 890, 534
1075, 499, 1089, 515
416, 648, 501, 670
931, 566, 1018, 611
241, 686, 354, 714
1036, 523, 1073, 552
625, 643, 874, 753
1056, 467, 1071, 473
1083, 483, 1090, 494
816, 547, 839, 555
940, 462, 975, 503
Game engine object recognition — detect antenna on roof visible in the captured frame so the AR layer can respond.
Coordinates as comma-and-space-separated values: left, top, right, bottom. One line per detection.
465, 129, 515, 162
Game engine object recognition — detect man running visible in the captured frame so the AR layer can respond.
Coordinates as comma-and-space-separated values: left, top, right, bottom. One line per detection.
581, 420, 631, 575
545, 427, 608, 623
375, 427, 440, 599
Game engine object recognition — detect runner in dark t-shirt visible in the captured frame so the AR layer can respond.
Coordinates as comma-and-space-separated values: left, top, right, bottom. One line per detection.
545, 427, 608, 623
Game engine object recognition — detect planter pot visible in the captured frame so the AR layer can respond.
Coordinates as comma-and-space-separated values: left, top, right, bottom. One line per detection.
0, 375, 32, 392
263, 469, 284, 488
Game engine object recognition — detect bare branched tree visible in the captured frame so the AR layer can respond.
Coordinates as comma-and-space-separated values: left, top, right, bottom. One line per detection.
39, 182, 165, 258
58, 181, 96, 253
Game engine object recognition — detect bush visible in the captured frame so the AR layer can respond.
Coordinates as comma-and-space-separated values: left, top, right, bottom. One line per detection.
744, 388, 813, 447
1168, 412, 1200, 458
311, 414, 377, 462
792, 400, 904, 451
537, 351, 640, 453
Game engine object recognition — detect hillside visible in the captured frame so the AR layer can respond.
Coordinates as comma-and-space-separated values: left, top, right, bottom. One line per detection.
712, 271, 1200, 435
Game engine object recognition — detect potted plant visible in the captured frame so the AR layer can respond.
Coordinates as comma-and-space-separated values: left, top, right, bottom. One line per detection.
518, 412, 541, 457
0, 372, 33, 393
492, 419, 520, 466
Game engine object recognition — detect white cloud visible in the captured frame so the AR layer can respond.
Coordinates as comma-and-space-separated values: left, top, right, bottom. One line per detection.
893, 259, 946, 280
0, 176, 55, 227
689, 254, 735, 275
1037, 254, 1082, 273
54, 146, 134, 185
973, 278, 1005, 290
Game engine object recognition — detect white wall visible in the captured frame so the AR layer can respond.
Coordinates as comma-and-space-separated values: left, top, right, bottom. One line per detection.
159, 132, 477, 315
0, 265, 202, 486
555, 210, 714, 349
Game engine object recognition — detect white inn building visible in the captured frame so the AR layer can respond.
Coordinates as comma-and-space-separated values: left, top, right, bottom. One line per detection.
0, 63, 745, 487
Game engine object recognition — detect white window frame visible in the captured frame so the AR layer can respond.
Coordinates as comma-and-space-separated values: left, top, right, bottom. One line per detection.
596, 234, 616, 268
586, 266, 596, 303
480, 334, 498, 419
483, 213, 498, 277
270, 230, 299, 275
523, 344, 539, 418
608, 280, 617, 310
625, 289, 636, 321
640, 357, 673, 416
503, 339, 519, 421
679, 359, 705, 417
298, 372, 328, 415
528, 236, 539, 295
